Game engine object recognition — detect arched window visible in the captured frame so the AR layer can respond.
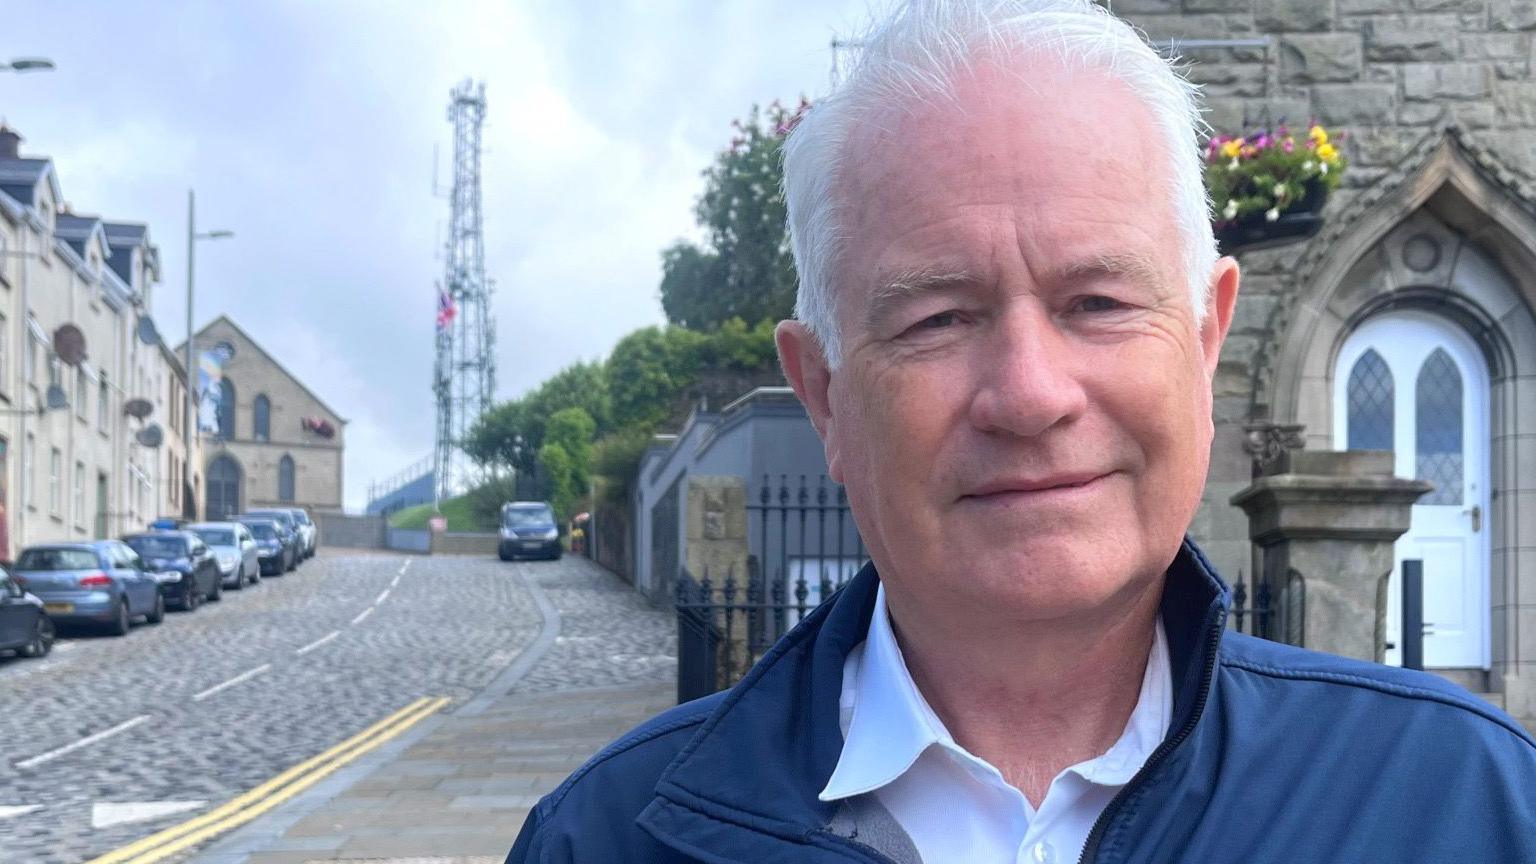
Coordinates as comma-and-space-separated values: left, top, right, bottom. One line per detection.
1346, 349, 1393, 452
253, 394, 271, 441
207, 455, 242, 521
278, 454, 295, 502
1416, 348, 1464, 505
217, 378, 237, 440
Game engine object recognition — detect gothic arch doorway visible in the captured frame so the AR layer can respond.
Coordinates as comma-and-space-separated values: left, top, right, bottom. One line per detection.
206, 455, 243, 522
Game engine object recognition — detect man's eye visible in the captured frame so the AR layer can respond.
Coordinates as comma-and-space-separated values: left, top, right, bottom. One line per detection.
1077, 295, 1127, 313
913, 311, 958, 330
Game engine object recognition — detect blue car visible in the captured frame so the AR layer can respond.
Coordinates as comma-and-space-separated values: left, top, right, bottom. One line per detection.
14, 541, 165, 636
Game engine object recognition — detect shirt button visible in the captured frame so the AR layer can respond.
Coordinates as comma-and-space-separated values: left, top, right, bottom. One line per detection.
1030, 841, 1057, 864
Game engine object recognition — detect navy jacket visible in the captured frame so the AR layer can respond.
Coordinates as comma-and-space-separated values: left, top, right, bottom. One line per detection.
508, 540, 1536, 863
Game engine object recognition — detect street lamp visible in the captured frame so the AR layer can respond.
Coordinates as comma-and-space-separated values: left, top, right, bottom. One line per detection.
184, 190, 233, 518
0, 58, 55, 73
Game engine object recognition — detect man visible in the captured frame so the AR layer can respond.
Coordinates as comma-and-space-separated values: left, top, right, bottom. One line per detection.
509, 2, 1536, 862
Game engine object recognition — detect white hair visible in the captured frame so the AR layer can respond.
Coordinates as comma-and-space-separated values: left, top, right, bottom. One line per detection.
783, 0, 1218, 367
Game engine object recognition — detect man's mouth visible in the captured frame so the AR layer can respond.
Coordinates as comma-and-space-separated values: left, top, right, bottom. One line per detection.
959, 472, 1112, 500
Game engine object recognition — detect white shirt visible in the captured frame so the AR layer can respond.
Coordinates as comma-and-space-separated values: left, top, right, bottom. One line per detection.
819, 584, 1172, 864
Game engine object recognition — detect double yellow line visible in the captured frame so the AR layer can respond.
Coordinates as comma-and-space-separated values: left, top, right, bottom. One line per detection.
86, 696, 451, 864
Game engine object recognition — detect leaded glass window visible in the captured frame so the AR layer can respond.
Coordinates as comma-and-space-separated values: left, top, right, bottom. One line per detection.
1415, 348, 1463, 505
1347, 349, 1394, 452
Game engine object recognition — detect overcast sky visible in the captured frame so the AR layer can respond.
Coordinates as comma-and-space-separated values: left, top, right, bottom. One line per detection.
1, 0, 869, 511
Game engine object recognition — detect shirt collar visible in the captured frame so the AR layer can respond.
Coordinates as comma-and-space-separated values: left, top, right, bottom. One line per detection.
818, 581, 1172, 802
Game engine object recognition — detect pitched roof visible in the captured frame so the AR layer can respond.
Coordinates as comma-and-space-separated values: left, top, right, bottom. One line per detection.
0, 157, 52, 207
55, 213, 107, 258
179, 314, 348, 424
102, 221, 152, 284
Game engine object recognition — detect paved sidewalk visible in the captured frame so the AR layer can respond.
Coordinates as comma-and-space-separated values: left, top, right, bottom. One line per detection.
185, 557, 677, 864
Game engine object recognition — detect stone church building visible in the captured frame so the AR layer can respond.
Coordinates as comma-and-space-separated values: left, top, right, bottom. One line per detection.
1093, 1, 1536, 720
179, 316, 345, 519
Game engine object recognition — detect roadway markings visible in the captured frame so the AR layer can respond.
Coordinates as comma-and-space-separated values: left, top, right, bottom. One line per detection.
398, 558, 411, 575
17, 715, 150, 770
351, 607, 373, 626
91, 801, 206, 830
191, 664, 271, 703
83, 696, 451, 864
295, 630, 340, 656
375, 588, 391, 605
0, 804, 44, 821
389, 573, 401, 589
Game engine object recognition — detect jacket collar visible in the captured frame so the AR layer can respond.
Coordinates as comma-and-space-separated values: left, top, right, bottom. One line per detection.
638, 538, 1231, 859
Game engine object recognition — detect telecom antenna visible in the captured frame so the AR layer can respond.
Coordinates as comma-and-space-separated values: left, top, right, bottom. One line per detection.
434, 79, 496, 504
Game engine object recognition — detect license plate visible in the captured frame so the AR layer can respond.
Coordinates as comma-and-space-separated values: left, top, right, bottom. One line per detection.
44, 602, 73, 615
521, 541, 542, 550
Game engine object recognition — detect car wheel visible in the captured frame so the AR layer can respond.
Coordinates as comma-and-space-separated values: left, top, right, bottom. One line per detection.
107, 598, 131, 636
147, 593, 166, 625
229, 571, 244, 591
183, 583, 200, 612
208, 577, 223, 603
287, 553, 297, 572
250, 564, 261, 585
19, 616, 54, 658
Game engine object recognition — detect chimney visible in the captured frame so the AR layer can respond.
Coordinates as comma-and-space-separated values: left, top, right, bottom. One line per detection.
0, 126, 20, 160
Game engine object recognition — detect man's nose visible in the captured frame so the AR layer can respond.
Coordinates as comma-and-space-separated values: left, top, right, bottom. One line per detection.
966, 304, 1088, 438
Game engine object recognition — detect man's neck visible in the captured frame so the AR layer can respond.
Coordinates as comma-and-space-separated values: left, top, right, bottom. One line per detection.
884, 579, 1164, 807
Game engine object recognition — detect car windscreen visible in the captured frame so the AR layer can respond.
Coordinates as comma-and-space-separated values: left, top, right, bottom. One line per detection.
503, 506, 553, 527
193, 529, 235, 546
16, 548, 100, 571
250, 511, 293, 527
247, 523, 278, 540
125, 536, 189, 558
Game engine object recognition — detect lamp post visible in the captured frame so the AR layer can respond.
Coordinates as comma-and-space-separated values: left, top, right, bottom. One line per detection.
184, 189, 232, 519
0, 58, 55, 73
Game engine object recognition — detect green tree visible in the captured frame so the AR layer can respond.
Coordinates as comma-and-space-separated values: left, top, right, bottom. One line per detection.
543, 407, 596, 495
659, 100, 807, 330
537, 441, 577, 520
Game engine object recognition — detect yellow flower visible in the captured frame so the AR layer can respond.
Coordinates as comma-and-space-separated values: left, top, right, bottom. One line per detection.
1221, 139, 1243, 159
1310, 125, 1328, 145
1317, 142, 1339, 162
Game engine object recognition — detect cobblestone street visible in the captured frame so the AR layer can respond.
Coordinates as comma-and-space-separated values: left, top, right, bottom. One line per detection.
0, 550, 674, 864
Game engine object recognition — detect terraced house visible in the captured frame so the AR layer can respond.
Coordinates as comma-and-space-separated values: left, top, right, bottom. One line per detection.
0, 125, 200, 555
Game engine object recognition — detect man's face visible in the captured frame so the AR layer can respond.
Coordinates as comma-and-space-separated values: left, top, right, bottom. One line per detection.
779, 62, 1238, 624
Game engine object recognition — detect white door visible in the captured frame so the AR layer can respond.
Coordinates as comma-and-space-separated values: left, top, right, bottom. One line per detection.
1333, 310, 1490, 668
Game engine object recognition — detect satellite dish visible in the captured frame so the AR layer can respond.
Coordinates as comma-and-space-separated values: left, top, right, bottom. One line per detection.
124, 398, 154, 420
136, 424, 164, 448
44, 384, 69, 411
136, 315, 160, 345
53, 324, 86, 366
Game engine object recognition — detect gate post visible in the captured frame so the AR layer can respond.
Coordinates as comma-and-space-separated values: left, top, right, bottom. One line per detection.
685, 477, 750, 683
1231, 450, 1429, 662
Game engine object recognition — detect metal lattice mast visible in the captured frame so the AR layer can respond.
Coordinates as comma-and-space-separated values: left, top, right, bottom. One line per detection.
434, 79, 496, 503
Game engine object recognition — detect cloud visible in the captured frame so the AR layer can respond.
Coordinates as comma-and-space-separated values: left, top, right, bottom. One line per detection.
2, 0, 867, 511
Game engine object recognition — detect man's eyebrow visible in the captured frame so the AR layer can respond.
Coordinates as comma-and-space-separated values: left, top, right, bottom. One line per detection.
863, 267, 979, 329
1044, 252, 1167, 295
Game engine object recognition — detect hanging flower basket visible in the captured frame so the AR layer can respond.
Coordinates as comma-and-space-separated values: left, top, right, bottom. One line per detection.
1206, 123, 1348, 257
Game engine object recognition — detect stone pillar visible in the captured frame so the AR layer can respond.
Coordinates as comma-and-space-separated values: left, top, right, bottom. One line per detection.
685, 476, 749, 584
1230, 451, 1430, 662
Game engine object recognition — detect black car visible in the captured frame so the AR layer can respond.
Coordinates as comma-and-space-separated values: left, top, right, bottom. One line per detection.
238, 519, 292, 575
123, 531, 223, 610
498, 501, 562, 561
0, 566, 53, 659
235, 512, 301, 570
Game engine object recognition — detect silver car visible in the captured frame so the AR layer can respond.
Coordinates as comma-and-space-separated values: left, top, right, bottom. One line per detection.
188, 522, 261, 589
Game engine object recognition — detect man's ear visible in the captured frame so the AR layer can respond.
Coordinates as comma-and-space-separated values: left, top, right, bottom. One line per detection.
775, 320, 840, 478
1200, 256, 1241, 380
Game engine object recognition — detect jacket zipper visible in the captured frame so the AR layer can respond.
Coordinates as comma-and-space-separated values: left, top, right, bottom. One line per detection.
1076, 606, 1225, 864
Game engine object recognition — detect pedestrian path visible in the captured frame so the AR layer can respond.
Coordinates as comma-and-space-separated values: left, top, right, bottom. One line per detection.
181, 557, 676, 864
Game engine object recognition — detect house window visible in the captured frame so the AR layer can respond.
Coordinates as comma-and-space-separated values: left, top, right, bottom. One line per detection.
0, 313, 8, 394
278, 454, 295, 502
26, 332, 36, 385
98, 376, 109, 432
217, 378, 236, 440
49, 355, 62, 390
253, 394, 270, 441
73, 460, 84, 527
76, 367, 87, 420
1346, 349, 1394, 452
23, 433, 34, 508
49, 448, 60, 516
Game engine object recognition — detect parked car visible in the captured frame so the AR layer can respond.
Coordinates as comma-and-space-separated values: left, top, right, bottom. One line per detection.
235, 511, 302, 569
14, 541, 165, 635
188, 522, 260, 589
249, 508, 315, 560
149, 517, 189, 531
285, 508, 318, 558
237, 518, 293, 575
498, 501, 562, 561
0, 566, 53, 658
123, 531, 223, 610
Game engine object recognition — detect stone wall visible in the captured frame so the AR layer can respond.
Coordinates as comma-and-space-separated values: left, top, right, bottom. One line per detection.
1104, 0, 1536, 584
314, 512, 385, 549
